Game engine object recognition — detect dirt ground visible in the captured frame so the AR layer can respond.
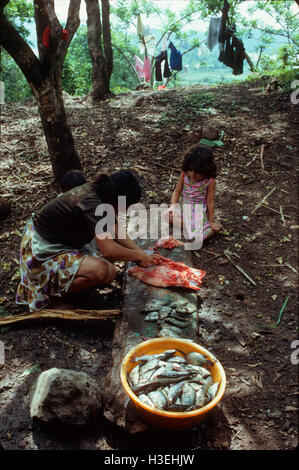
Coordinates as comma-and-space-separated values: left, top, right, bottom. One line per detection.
0, 77, 298, 452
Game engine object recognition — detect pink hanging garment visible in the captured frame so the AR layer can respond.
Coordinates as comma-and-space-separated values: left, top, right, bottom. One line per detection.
128, 255, 206, 290
143, 57, 151, 82
134, 55, 145, 78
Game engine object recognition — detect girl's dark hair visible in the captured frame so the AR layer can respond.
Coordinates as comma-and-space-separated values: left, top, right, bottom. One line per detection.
92, 169, 142, 207
60, 169, 87, 191
182, 144, 217, 178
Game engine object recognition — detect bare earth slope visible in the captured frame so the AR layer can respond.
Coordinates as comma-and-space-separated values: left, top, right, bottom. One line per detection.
0, 78, 298, 450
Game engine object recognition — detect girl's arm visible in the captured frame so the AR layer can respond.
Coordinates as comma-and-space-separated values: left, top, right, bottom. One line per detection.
170, 172, 184, 209
206, 179, 221, 232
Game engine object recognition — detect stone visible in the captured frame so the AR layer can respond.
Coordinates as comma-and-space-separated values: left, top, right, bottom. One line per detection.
30, 368, 102, 428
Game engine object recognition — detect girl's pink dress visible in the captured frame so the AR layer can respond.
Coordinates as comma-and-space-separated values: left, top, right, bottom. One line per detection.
179, 173, 214, 240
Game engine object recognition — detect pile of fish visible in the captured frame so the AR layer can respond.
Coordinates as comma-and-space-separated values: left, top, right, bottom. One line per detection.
142, 298, 197, 338
128, 348, 220, 412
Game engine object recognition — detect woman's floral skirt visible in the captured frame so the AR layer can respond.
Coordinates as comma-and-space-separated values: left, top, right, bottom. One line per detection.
16, 220, 85, 312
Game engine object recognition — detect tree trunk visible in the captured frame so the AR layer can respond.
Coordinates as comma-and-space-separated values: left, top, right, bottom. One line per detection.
85, 0, 113, 101
0, 0, 82, 186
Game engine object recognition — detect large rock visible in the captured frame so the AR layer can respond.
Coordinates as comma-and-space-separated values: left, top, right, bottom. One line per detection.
30, 368, 102, 429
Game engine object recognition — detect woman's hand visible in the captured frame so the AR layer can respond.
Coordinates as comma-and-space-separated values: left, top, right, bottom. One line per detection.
136, 251, 160, 268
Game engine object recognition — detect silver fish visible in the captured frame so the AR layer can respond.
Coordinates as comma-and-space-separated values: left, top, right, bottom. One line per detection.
138, 393, 155, 408
142, 299, 169, 313
185, 352, 214, 367
144, 311, 160, 322
159, 306, 172, 320
175, 303, 197, 314
165, 317, 190, 329
139, 359, 160, 381
131, 375, 193, 395
167, 356, 187, 364
128, 363, 141, 386
168, 380, 187, 404
156, 370, 194, 380
148, 390, 167, 410
167, 403, 192, 412
169, 300, 188, 309
202, 376, 214, 395
133, 349, 177, 363
181, 383, 196, 407
157, 328, 181, 338
206, 382, 219, 402
184, 364, 211, 378
169, 311, 190, 322
161, 322, 183, 335
195, 388, 207, 408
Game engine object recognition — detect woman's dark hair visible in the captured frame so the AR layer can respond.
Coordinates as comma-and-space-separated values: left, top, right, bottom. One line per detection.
60, 170, 87, 192
182, 144, 217, 178
92, 169, 142, 207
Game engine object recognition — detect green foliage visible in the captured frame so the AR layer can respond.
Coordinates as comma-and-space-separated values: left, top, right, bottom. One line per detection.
62, 25, 92, 96
3, 0, 34, 40
0, 49, 32, 101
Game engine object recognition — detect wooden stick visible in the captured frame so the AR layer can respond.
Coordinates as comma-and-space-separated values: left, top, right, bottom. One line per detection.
245, 153, 258, 167
224, 251, 256, 286
261, 204, 290, 218
151, 161, 181, 172
251, 187, 276, 214
279, 205, 285, 225
260, 144, 265, 170
0, 308, 122, 326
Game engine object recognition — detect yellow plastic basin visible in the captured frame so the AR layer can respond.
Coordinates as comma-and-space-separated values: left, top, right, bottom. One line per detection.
120, 337, 226, 430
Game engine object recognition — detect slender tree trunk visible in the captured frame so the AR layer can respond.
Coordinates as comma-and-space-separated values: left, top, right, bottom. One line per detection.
85, 0, 113, 100
0, 0, 82, 185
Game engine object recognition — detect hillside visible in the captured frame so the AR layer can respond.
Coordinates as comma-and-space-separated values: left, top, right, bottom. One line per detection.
0, 77, 298, 451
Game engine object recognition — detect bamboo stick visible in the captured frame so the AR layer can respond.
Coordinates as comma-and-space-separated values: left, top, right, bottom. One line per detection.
224, 251, 256, 286
251, 187, 276, 214
0, 308, 122, 326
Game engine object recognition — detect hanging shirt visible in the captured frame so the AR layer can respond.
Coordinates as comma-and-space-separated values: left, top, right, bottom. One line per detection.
134, 55, 145, 78
168, 42, 182, 71
207, 18, 222, 51
137, 14, 144, 38
143, 56, 151, 82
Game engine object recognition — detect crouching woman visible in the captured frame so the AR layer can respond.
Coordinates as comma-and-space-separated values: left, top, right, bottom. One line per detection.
16, 170, 154, 311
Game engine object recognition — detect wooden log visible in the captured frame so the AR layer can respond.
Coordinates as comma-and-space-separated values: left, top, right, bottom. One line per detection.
103, 239, 201, 432
0, 308, 121, 325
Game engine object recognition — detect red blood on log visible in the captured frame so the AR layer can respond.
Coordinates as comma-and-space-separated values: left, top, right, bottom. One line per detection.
128, 255, 205, 290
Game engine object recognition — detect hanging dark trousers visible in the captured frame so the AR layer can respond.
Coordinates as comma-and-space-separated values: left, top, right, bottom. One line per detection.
155, 50, 172, 81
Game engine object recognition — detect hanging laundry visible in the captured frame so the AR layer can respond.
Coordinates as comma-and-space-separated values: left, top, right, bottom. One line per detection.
61, 30, 69, 41
137, 14, 145, 38
42, 26, 51, 48
207, 18, 222, 51
168, 42, 182, 71
219, 31, 245, 75
155, 50, 171, 82
134, 55, 145, 78
42, 27, 69, 48
232, 36, 245, 75
143, 56, 151, 83
218, 0, 230, 62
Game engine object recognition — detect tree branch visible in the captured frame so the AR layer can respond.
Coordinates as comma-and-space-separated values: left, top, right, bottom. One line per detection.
57, 0, 81, 67
112, 42, 140, 83
0, 13, 43, 95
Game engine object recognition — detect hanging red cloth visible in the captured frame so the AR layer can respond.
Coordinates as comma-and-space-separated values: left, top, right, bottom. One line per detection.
61, 30, 69, 41
128, 255, 206, 290
42, 26, 51, 48
42, 27, 69, 47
